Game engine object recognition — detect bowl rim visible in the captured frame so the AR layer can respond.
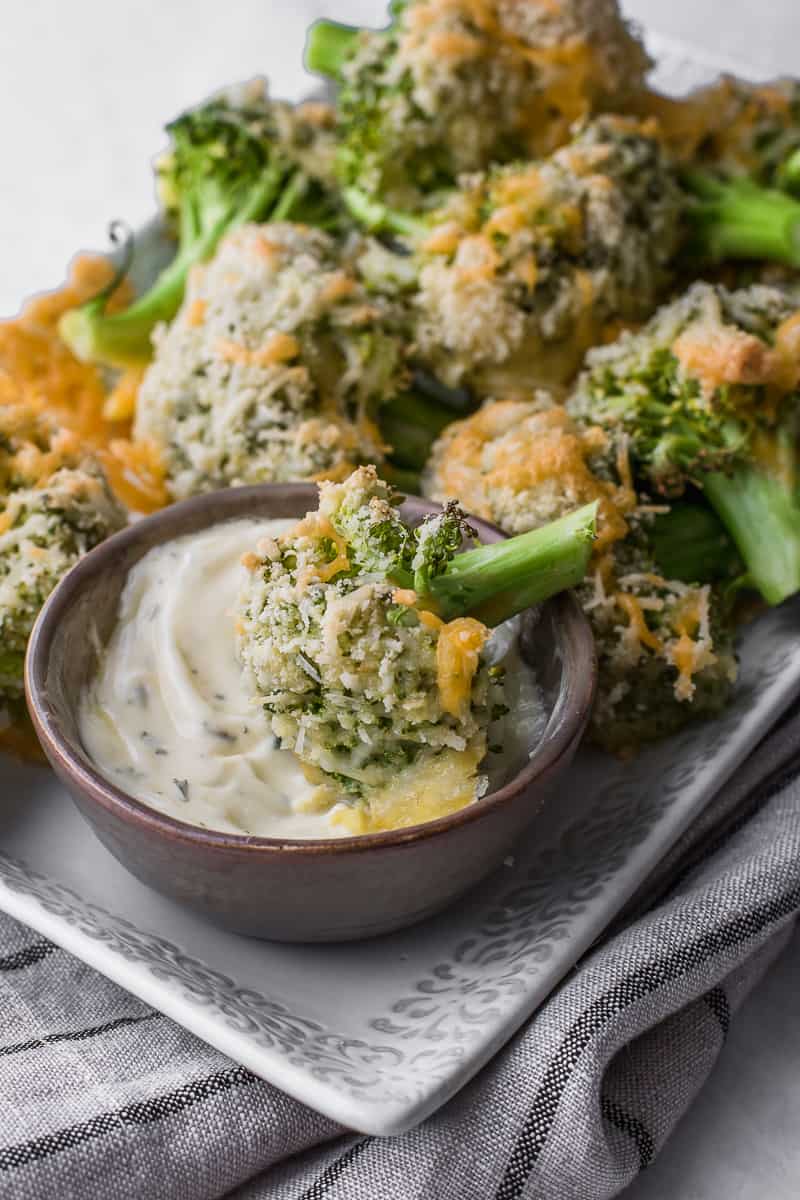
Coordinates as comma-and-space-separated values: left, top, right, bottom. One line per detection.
25, 483, 596, 857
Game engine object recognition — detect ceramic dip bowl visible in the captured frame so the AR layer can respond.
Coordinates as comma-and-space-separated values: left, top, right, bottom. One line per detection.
25, 484, 596, 942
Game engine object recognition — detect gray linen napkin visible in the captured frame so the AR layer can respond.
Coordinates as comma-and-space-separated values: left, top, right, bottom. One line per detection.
1, 707, 799, 1200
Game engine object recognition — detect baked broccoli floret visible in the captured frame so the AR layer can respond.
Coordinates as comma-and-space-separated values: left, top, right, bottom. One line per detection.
423, 394, 636, 546
307, 0, 650, 214
422, 393, 739, 751
569, 282, 800, 606
134, 223, 408, 499
411, 116, 684, 391
582, 536, 738, 754
60, 81, 344, 368
0, 407, 125, 713
647, 76, 800, 192
237, 466, 595, 821
640, 78, 800, 270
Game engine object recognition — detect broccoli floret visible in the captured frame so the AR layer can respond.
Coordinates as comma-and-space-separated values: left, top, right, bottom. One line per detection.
422, 392, 740, 751
0, 407, 125, 712
647, 76, 800, 193
583, 535, 738, 754
650, 78, 800, 269
237, 465, 595, 807
415, 117, 684, 391
307, 0, 650, 215
352, 117, 683, 394
59, 81, 344, 369
134, 223, 409, 499
569, 282, 800, 606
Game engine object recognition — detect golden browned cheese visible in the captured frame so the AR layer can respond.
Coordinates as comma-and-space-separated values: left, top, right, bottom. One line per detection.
635, 76, 798, 168
0, 256, 168, 513
430, 401, 636, 552
398, 0, 649, 158
672, 309, 800, 403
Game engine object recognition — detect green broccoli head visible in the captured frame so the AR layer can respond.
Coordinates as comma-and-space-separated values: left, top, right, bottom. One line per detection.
60, 81, 344, 369
308, 0, 650, 213
412, 116, 684, 391
236, 466, 496, 817
0, 407, 125, 710
582, 531, 738, 753
134, 223, 409, 499
688, 77, 800, 192
569, 282, 800, 605
237, 465, 594, 810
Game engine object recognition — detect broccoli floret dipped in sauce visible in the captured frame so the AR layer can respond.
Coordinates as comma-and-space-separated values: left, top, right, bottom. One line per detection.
0, 405, 125, 720
236, 466, 595, 831
423, 393, 739, 753
134, 223, 410, 499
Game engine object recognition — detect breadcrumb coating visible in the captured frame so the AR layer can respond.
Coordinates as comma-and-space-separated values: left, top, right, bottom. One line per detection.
338, 0, 650, 208
423, 394, 635, 549
135, 223, 408, 498
423, 393, 737, 751
413, 116, 683, 392
644, 75, 800, 184
237, 467, 499, 805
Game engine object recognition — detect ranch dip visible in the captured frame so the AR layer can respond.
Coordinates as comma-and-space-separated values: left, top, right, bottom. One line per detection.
79, 519, 543, 839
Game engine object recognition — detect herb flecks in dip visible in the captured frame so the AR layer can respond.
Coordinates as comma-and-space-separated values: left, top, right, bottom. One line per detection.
79, 512, 542, 839
79, 518, 351, 838
236, 467, 594, 832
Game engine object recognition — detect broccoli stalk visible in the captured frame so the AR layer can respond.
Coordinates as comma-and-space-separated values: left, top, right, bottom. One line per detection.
648, 417, 800, 605
305, 20, 362, 79
341, 186, 428, 239
571, 283, 800, 607
650, 503, 741, 585
390, 502, 598, 625
59, 97, 336, 368
306, 5, 408, 80
624, 411, 799, 604
703, 462, 800, 605
379, 390, 456, 471
684, 170, 800, 267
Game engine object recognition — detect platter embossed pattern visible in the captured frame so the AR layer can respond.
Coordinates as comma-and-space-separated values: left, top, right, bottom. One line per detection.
2, 38, 800, 1135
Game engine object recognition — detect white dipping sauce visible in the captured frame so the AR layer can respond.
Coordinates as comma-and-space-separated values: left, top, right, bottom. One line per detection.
79, 519, 544, 839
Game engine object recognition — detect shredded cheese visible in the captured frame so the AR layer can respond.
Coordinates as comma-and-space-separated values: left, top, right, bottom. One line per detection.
435, 616, 489, 718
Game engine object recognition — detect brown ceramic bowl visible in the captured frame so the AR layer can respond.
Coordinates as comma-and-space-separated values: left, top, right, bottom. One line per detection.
25, 485, 596, 942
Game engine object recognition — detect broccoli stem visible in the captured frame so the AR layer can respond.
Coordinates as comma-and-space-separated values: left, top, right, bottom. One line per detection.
305, 20, 361, 78
380, 391, 455, 470
342, 186, 426, 240
59, 162, 290, 368
703, 467, 800, 605
685, 171, 800, 266
403, 502, 598, 626
780, 148, 800, 196
650, 503, 740, 585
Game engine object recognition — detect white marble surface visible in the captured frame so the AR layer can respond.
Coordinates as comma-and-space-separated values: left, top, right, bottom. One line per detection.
1, 2, 799, 1195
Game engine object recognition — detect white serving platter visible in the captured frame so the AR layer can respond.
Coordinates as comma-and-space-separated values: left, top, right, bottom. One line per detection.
1, 35, 796, 1136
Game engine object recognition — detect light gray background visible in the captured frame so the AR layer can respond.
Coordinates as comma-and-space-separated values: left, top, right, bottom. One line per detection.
1, 3, 799, 1196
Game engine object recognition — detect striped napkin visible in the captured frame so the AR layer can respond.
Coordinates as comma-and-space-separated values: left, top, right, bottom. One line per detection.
0, 702, 798, 1200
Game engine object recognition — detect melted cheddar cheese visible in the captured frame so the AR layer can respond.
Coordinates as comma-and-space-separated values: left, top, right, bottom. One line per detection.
0, 256, 168, 513
331, 738, 487, 834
